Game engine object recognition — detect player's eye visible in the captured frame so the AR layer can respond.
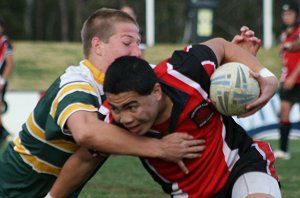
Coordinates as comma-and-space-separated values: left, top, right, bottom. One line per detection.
111, 107, 120, 114
128, 105, 138, 112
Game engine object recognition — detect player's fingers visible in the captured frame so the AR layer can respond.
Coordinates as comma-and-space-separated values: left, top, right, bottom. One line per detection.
249, 70, 260, 79
186, 144, 206, 153
184, 139, 205, 146
232, 35, 244, 43
183, 153, 202, 159
244, 30, 255, 37
240, 26, 249, 32
249, 37, 261, 42
177, 161, 189, 174
239, 99, 267, 118
238, 105, 262, 118
164, 132, 194, 141
175, 133, 194, 140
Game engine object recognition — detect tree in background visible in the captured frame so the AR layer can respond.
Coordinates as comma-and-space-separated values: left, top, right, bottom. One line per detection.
0, 0, 295, 44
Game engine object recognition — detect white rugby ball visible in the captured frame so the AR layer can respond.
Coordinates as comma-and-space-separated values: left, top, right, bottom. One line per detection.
210, 62, 260, 116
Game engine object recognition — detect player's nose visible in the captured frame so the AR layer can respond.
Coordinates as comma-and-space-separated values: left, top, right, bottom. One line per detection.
119, 112, 134, 125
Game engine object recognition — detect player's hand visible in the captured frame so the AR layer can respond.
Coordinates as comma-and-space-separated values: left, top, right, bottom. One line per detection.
239, 71, 278, 118
232, 26, 261, 56
160, 133, 205, 174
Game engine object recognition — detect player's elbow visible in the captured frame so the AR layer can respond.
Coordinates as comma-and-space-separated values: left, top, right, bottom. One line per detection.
71, 122, 97, 147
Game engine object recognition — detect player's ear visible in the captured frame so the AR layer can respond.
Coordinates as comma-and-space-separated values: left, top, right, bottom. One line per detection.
91, 36, 103, 56
152, 83, 162, 100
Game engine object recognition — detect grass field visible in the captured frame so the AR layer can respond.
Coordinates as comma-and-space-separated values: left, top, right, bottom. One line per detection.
78, 139, 300, 198
3, 41, 300, 197
10, 41, 282, 91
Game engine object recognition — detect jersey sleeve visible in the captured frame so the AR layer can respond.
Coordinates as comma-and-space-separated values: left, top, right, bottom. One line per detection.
46, 81, 99, 138
168, 44, 218, 93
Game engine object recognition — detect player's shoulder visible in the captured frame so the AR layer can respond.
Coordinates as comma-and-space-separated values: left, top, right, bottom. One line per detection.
60, 61, 94, 87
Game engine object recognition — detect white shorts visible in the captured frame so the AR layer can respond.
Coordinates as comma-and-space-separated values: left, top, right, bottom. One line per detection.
232, 172, 281, 198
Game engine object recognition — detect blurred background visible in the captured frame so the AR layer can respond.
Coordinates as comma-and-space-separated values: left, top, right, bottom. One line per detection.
0, 0, 294, 45
1, 1, 300, 197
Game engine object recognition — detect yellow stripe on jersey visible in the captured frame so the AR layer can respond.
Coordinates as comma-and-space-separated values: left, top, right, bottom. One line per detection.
57, 103, 97, 128
27, 112, 79, 153
50, 82, 97, 118
13, 136, 61, 176
83, 59, 105, 85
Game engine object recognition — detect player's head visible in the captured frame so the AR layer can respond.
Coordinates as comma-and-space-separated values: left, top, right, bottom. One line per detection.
81, 8, 141, 64
281, 1, 299, 26
104, 56, 164, 135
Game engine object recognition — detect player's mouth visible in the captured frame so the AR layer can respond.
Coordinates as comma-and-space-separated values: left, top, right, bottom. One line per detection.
127, 124, 142, 134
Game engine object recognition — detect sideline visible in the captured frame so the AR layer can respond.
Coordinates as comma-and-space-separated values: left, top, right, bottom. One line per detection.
2, 91, 41, 136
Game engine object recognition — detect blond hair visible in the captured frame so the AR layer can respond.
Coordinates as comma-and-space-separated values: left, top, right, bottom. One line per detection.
81, 8, 139, 58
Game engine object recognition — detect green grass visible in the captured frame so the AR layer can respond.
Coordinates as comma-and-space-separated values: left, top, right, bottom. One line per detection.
6, 41, 298, 197
10, 41, 282, 91
268, 140, 300, 198
80, 156, 166, 198
80, 140, 300, 198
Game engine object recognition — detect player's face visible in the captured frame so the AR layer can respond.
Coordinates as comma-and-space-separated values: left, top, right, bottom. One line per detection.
106, 90, 161, 135
281, 10, 297, 26
101, 22, 142, 72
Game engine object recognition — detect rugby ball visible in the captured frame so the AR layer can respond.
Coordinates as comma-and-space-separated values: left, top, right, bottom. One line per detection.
210, 62, 260, 116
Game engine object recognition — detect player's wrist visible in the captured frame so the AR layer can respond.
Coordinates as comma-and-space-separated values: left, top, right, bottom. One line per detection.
45, 192, 54, 198
259, 68, 275, 78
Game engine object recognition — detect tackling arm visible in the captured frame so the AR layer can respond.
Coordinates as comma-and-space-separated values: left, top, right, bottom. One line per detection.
46, 110, 205, 197
48, 147, 106, 198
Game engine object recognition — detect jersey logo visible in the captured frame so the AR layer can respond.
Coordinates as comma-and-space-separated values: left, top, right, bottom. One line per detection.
189, 100, 214, 128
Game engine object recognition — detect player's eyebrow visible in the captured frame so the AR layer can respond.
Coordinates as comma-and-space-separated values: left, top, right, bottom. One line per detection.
108, 100, 138, 110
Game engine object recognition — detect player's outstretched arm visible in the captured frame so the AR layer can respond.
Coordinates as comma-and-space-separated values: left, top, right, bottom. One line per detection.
203, 38, 278, 117
68, 111, 205, 161
46, 111, 205, 197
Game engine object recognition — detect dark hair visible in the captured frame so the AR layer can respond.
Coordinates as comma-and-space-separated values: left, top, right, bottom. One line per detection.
104, 56, 158, 95
282, 1, 299, 15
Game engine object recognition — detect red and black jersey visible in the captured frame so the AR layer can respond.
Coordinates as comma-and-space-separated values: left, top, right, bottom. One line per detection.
280, 24, 300, 83
99, 44, 278, 197
140, 45, 277, 197
0, 34, 13, 75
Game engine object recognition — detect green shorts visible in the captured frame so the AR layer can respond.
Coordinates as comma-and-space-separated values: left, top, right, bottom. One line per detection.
0, 142, 57, 198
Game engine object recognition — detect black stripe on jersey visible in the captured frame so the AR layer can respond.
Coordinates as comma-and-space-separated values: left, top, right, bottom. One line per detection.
169, 44, 217, 94
139, 158, 173, 194
222, 115, 252, 150
160, 81, 189, 133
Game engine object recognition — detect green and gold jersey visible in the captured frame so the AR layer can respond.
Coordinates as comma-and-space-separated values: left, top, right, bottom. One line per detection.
12, 59, 105, 176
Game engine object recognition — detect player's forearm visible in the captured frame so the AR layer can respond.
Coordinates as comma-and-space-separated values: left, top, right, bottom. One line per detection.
49, 147, 104, 198
223, 39, 265, 72
77, 122, 163, 158
203, 38, 264, 72
69, 111, 201, 163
